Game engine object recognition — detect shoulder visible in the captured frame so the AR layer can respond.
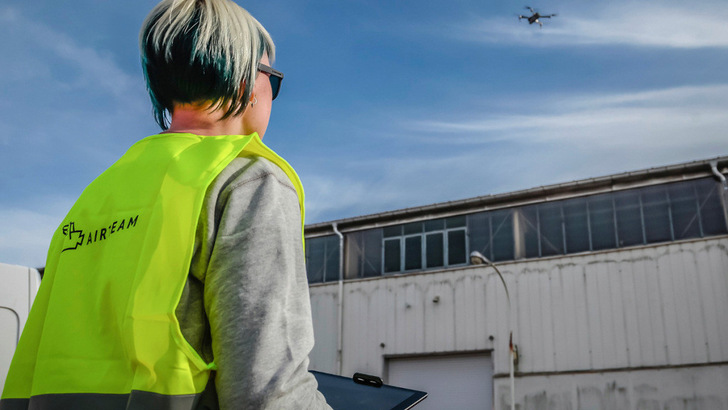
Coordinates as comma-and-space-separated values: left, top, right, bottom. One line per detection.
213, 156, 297, 198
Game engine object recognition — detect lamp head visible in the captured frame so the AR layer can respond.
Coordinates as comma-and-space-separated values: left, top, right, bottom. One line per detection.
470, 251, 493, 266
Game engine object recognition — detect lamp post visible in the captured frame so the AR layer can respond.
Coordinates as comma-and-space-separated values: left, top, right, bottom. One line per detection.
470, 251, 516, 410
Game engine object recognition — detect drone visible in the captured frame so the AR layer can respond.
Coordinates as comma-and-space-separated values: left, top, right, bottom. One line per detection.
518, 6, 557, 28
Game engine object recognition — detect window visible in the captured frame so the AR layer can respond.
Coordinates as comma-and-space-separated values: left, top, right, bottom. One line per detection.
588, 194, 616, 250
615, 190, 644, 247
305, 235, 340, 283
346, 228, 383, 279
563, 198, 590, 253
642, 186, 672, 243
696, 178, 727, 236
306, 177, 727, 284
468, 177, 726, 262
468, 210, 515, 262
381, 217, 468, 274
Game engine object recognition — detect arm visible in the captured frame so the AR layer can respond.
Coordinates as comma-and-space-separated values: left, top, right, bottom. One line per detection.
203, 158, 330, 410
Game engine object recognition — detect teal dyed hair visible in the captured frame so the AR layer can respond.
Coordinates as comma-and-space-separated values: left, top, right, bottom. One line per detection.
140, 0, 275, 129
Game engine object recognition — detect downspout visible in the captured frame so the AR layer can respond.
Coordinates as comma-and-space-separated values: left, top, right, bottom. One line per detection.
710, 161, 728, 229
332, 223, 344, 376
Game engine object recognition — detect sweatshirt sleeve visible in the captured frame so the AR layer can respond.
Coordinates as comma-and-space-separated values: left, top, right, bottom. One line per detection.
202, 157, 331, 410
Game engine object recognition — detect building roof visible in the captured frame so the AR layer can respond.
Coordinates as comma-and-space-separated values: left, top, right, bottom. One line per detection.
305, 155, 728, 237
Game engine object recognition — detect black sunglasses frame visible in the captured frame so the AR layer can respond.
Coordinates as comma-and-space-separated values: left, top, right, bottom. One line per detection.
257, 63, 284, 100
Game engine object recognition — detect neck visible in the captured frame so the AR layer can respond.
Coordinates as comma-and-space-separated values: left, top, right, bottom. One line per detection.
163, 103, 244, 136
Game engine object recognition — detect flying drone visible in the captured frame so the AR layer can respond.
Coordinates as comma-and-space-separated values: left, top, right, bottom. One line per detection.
518, 6, 557, 28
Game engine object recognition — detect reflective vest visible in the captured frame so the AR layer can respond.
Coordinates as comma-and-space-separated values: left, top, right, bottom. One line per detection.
0, 133, 304, 410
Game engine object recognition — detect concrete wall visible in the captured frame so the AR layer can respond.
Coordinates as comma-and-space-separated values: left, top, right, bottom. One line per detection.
309, 236, 728, 407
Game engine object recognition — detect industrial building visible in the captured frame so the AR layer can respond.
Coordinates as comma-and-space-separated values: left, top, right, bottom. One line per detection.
303, 156, 728, 410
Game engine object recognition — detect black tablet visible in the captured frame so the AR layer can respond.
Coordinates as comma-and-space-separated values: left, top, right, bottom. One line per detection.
311, 371, 427, 410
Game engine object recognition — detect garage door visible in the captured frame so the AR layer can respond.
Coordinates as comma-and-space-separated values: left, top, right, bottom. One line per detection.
387, 353, 493, 410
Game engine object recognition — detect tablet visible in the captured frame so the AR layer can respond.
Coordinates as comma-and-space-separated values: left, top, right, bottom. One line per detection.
311, 371, 427, 410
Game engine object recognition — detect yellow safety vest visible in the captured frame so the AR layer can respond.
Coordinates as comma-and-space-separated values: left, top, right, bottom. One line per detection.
1, 133, 304, 410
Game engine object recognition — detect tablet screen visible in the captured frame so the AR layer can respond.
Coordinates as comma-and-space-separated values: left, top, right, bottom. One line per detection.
311, 371, 427, 410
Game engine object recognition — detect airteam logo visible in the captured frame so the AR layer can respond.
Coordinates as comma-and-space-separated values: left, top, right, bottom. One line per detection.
61, 215, 140, 253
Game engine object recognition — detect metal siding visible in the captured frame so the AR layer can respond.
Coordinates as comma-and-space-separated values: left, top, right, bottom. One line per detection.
308, 286, 338, 373
608, 259, 630, 368
569, 262, 591, 370
454, 275, 482, 351
642, 248, 669, 365
494, 365, 728, 410
682, 246, 710, 364
309, 237, 728, 377
709, 243, 728, 358
666, 248, 695, 364
631, 251, 656, 365
620, 254, 641, 367
585, 260, 604, 369
494, 273, 514, 374
549, 266, 567, 372
518, 270, 535, 372
655, 247, 681, 365
700, 244, 727, 359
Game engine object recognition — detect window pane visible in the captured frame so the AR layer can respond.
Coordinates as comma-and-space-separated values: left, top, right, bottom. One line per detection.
467, 212, 491, 260
491, 210, 514, 261
426, 233, 444, 268
345, 229, 383, 279
425, 219, 445, 232
642, 186, 672, 243
539, 203, 564, 256
589, 194, 616, 250
324, 236, 340, 282
384, 239, 401, 273
668, 182, 701, 240
405, 236, 422, 270
362, 230, 383, 277
446, 215, 466, 228
696, 178, 728, 236
404, 222, 423, 235
306, 237, 325, 283
615, 190, 644, 247
563, 198, 590, 254
383, 225, 402, 238
520, 206, 540, 258
448, 230, 467, 265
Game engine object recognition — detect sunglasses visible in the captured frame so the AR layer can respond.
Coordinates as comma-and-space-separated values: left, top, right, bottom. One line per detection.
257, 63, 284, 100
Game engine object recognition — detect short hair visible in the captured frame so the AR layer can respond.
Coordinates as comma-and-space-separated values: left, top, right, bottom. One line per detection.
140, 0, 275, 129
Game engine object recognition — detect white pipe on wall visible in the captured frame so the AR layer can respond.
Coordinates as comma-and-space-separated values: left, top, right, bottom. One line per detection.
332, 223, 344, 375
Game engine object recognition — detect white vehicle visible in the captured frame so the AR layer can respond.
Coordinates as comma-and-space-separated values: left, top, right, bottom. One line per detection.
0, 263, 41, 391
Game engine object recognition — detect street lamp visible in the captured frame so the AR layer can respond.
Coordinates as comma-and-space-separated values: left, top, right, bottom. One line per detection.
470, 251, 516, 410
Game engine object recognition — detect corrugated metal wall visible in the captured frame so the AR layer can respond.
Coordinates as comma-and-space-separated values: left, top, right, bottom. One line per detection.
309, 237, 728, 380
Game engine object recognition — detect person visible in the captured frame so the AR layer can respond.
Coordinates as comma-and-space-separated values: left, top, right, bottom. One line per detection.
0, 1, 331, 409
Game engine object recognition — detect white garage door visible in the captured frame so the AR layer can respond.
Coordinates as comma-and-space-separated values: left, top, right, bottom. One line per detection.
387, 353, 493, 410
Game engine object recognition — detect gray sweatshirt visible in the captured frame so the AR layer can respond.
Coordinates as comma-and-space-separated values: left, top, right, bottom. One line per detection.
175, 156, 331, 410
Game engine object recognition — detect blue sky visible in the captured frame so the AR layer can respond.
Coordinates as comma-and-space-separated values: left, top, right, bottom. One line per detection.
1, 0, 726, 267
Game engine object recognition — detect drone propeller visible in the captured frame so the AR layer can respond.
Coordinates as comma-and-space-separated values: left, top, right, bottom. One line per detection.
524, 6, 535, 13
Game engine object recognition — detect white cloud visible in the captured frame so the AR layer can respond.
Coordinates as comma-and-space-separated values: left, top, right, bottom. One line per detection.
461, 3, 728, 48
406, 84, 728, 151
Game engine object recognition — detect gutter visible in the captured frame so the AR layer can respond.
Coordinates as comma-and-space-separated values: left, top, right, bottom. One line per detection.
332, 223, 344, 375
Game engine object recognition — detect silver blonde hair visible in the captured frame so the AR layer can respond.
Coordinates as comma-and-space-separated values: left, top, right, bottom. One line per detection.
140, 0, 275, 129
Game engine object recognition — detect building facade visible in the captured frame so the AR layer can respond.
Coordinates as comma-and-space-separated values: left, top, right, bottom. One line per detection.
304, 157, 728, 410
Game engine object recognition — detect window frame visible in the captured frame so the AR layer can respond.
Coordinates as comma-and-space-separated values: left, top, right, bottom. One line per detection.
381, 222, 469, 274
